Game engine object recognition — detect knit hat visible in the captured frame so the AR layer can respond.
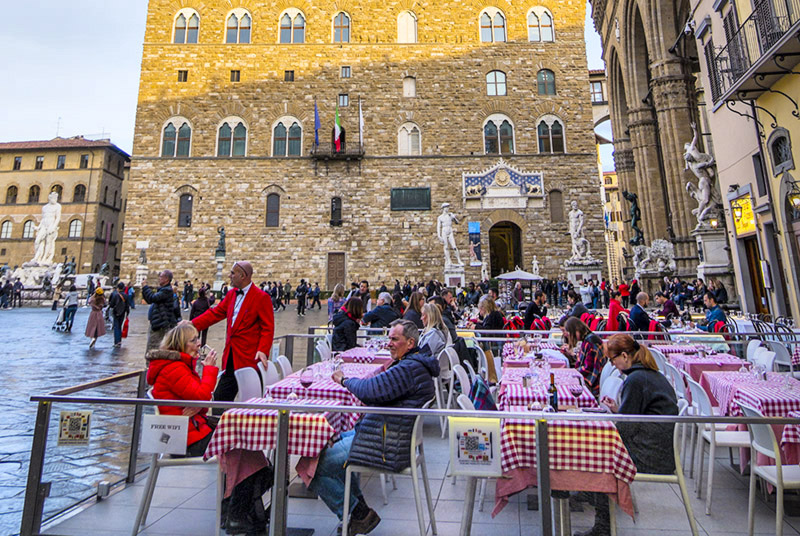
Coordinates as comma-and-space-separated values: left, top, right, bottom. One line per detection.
95, 288, 104, 295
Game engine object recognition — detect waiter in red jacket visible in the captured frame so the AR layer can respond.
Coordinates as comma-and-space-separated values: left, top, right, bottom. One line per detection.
192, 260, 274, 408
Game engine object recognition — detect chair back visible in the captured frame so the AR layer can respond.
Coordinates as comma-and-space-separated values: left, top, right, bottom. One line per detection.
276, 355, 293, 379
493, 356, 503, 381
754, 350, 777, 371
477, 349, 489, 381
234, 367, 264, 400
677, 398, 689, 416
146, 388, 161, 416
412, 400, 433, 448
452, 364, 472, 398
767, 340, 793, 368
445, 346, 460, 370
259, 360, 281, 387
738, 403, 781, 465
599, 360, 616, 388
650, 347, 668, 373
437, 348, 453, 379
456, 393, 474, 411
685, 376, 713, 417
463, 360, 478, 386
316, 339, 332, 362
664, 363, 686, 399
746, 340, 762, 363
599, 374, 623, 403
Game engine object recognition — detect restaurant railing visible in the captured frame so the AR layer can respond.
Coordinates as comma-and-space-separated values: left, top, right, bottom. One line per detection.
23, 378, 800, 536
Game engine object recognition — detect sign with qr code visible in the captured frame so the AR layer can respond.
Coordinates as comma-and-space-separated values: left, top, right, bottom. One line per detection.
447, 417, 502, 477
140, 415, 189, 455
58, 411, 92, 446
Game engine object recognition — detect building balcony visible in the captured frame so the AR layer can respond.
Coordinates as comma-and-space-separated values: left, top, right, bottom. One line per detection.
309, 142, 365, 161
708, 0, 800, 103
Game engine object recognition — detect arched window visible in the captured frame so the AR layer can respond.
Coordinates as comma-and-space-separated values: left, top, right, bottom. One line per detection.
549, 190, 564, 222
480, 9, 506, 43
272, 119, 303, 156
486, 70, 507, 96
280, 10, 305, 43
0, 221, 11, 239
226, 10, 251, 44
178, 193, 193, 227
22, 220, 34, 239
538, 117, 565, 153
174, 10, 199, 44
483, 115, 514, 155
5, 186, 17, 204
162, 120, 192, 157
28, 185, 40, 203
768, 128, 794, 175
398, 11, 417, 43
68, 219, 82, 238
398, 122, 422, 155
50, 184, 62, 201
528, 7, 555, 41
538, 69, 556, 95
266, 194, 280, 227
403, 76, 416, 97
331, 197, 343, 226
333, 12, 351, 43
73, 184, 86, 203
217, 118, 247, 157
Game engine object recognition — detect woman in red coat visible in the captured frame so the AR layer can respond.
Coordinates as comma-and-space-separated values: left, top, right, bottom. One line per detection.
618, 281, 631, 308
146, 322, 218, 455
606, 290, 629, 332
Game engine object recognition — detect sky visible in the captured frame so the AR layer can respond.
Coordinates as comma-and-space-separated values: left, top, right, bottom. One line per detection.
0, 1, 613, 170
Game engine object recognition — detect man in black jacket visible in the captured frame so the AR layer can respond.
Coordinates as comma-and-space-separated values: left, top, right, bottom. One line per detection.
361, 292, 399, 329
108, 282, 130, 348
524, 290, 548, 330
142, 270, 181, 351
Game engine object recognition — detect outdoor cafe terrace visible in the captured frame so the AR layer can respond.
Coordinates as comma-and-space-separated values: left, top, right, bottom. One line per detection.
22, 323, 800, 536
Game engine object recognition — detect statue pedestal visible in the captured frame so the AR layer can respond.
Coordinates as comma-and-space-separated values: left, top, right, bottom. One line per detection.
444, 264, 465, 288
135, 264, 148, 287
213, 255, 226, 292
692, 227, 732, 282
564, 260, 603, 284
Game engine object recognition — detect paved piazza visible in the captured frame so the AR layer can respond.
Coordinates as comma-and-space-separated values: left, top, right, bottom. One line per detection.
0, 303, 324, 535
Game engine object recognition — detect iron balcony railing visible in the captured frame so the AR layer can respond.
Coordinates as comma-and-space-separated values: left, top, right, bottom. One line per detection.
309, 142, 365, 160
709, 0, 800, 102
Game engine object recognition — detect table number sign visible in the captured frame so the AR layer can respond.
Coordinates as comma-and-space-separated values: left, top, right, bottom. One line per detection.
448, 417, 502, 477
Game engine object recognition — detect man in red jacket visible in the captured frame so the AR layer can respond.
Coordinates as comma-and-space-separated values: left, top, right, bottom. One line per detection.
192, 261, 274, 408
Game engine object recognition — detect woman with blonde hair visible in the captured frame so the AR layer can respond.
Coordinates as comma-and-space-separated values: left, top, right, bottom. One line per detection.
85, 287, 106, 348
419, 302, 448, 358
328, 283, 347, 323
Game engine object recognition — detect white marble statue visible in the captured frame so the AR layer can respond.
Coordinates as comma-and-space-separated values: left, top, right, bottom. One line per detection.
437, 203, 463, 267
481, 261, 489, 282
633, 239, 676, 278
531, 255, 540, 276
684, 122, 720, 227
31, 192, 62, 266
568, 201, 593, 262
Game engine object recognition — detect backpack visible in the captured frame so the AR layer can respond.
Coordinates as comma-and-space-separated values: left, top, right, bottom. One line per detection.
503, 316, 524, 338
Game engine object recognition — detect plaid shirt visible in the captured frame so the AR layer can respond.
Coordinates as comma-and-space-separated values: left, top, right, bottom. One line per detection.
576, 334, 606, 397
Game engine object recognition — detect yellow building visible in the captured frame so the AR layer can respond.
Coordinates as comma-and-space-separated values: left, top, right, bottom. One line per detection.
600, 170, 624, 283
0, 137, 130, 276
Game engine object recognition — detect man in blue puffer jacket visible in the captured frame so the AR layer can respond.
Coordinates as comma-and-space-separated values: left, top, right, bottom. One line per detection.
310, 319, 439, 536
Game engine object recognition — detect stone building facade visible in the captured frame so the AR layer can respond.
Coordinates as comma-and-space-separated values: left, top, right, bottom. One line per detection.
0, 137, 130, 276
122, 0, 605, 288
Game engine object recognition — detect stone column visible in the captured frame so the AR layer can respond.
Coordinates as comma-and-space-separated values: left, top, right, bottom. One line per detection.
627, 106, 665, 244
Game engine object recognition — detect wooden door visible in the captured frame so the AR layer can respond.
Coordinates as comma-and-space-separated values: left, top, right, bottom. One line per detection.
327, 252, 345, 291
744, 236, 769, 315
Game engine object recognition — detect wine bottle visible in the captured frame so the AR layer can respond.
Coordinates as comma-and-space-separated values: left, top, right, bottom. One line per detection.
548, 372, 558, 412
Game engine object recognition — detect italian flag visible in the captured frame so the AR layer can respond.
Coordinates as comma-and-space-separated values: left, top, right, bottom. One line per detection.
334, 105, 342, 152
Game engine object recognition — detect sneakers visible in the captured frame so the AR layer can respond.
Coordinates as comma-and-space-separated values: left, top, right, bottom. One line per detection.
89, 338, 97, 349
348, 508, 380, 536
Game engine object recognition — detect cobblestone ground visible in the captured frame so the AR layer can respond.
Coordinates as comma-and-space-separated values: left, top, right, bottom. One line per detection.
0, 300, 327, 535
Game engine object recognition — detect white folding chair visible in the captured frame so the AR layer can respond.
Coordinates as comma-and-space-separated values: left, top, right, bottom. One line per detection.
452, 364, 472, 399
234, 366, 264, 401
754, 350, 777, 372
768, 341, 798, 376
599, 361, 616, 390
258, 360, 281, 388
343, 401, 437, 536
444, 350, 464, 414
476, 350, 489, 381
649, 347, 668, 374
316, 339, 332, 362
740, 403, 800, 536
275, 355, 293, 379
599, 374, 623, 405
746, 340, 763, 363
686, 377, 750, 515
463, 360, 478, 387
133, 391, 222, 536
436, 348, 454, 438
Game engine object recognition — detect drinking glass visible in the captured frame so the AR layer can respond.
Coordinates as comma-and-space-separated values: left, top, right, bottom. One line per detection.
299, 368, 314, 398
569, 384, 584, 399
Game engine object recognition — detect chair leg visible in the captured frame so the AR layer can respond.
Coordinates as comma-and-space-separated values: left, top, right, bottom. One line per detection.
748, 469, 757, 536
410, 460, 427, 536
434, 379, 445, 436
676, 468, 700, 536
215, 464, 223, 536
380, 474, 389, 505
391, 475, 397, 490
695, 433, 705, 497
776, 482, 784, 536
705, 441, 716, 515
343, 468, 353, 536
132, 455, 160, 535
443, 380, 454, 439
418, 448, 437, 535
477, 479, 487, 512
689, 423, 698, 480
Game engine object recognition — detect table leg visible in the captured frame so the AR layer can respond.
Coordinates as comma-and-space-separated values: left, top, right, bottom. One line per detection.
459, 477, 478, 536
552, 496, 572, 536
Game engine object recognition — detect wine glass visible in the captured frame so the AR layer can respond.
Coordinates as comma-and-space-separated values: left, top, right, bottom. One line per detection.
569, 383, 584, 399
299, 368, 314, 398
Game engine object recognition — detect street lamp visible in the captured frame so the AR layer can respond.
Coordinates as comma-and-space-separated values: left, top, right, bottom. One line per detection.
787, 179, 800, 209
731, 199, 744, 221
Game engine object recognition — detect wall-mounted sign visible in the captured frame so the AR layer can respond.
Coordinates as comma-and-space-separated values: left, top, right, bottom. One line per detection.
732, 196, 756, 236
448, 417, 502, 477
140, 415, 189, 455
58, 411, 92, 446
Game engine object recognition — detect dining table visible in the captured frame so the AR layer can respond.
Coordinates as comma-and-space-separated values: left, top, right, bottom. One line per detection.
496, 367, 598, 411
337, 346, 394, 365
668, 352, 746, 383
700, 371, 800, 417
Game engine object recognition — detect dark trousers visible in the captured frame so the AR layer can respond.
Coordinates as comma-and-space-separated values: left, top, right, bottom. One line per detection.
621, 296, 629, 308
311, 296, 321, 309
297, 297, 306, 315
200, 328, 208, 347
113, 314, 125, 344
12, 292, 22, 307
65, 305, 78, 330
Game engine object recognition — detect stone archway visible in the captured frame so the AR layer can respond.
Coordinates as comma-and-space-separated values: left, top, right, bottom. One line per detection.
489, 221, 522, 277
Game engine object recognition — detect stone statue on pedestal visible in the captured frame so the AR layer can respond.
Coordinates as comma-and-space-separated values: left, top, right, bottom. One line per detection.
622, 190, 644, 246
30, 192, 62, 266
567, 201, 593, 262
437, 204, 463, 267
684, 122, 720, 227
531, 256, 540, 277
216, 226, 226, 257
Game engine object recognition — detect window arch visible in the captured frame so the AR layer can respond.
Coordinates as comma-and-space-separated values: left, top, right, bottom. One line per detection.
549, 190, 564, 222
483, 114, 515, 155
161, 118, 192, 157
174, 9, 199, 44
50, 184, 63, 201
217, 117, 247, 157
178, 193, 193, 227
398, 11, 417, 43
486, 70, 507, 96
68, 219, 82, 238
28, 185, 40, 203
279, 9, 306, 43
537, 69, 556, 95
272, 118, 303, 156
528, 7, 555, 42
479, 8, 506, 43
398, 122, 422, 155
73, 184, 86, 203
226, 9, 251, 43
331, 197, 343, 226
22, 220, 34, 239
0, 221, 11, 239
266, 193, 280, 227
333, 12, 351, 43
5, 186, 17, 204
768, 128, 794, 175
538, 116, 565, 153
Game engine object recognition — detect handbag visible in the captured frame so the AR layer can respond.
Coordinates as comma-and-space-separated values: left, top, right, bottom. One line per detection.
121, 317, 130, 338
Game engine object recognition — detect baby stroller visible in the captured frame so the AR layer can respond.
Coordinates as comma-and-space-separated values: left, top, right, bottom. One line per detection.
52, 306, 68, 332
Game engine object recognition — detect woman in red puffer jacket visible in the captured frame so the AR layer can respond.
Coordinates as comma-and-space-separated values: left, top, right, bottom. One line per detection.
146, 322, 219, 455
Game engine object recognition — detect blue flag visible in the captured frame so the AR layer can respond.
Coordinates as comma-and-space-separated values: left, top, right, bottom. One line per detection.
314, 101, 320, 147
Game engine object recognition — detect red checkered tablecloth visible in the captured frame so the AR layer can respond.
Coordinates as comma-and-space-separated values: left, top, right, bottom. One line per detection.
339, 347, 393, 365
780, 411, 800, 447
501, 367, 583, 384
502, 341, 560, 360
793, 345, 800, 367
269, 362, 384, 404
204, 399, 350, 460
702, 371, 800, 417
497, 382, 598, 410
653, 344, 700, 355
668, 352, 746, 382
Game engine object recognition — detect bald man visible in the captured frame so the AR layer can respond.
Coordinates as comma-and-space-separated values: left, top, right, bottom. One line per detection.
192, 261, 275, 408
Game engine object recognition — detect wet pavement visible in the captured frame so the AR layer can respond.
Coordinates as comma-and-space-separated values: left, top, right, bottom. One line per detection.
0, 300, 327, 535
